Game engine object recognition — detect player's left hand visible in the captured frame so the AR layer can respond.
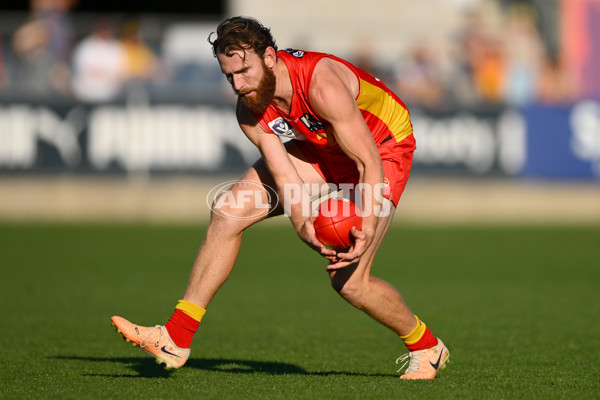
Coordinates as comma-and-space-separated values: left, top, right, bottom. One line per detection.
326, 226, 369, 270
298, 214, 339, 261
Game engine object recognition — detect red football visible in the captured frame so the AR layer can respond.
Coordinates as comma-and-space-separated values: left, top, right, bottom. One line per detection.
313, 197, 362, 250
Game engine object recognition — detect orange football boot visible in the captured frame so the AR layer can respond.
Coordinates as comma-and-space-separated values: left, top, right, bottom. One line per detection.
111, 316, 190, 370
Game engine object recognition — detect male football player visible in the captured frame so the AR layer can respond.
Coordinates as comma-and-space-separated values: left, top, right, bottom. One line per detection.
111, 16, 449, 380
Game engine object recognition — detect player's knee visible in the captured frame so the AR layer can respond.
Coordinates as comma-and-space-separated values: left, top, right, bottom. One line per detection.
330, 273, 366, 304
209, 197, 253, 233
210, 189, 270, 226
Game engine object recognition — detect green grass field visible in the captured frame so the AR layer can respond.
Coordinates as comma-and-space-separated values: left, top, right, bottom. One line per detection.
1, 222, 599, 399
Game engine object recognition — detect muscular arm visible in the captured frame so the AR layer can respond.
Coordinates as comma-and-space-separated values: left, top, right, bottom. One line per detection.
236, 100, 336, 257
309, 58, 385, 261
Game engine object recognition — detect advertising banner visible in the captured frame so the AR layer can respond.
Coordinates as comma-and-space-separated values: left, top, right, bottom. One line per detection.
0, 101, 598, 180
520, 101, 600, 179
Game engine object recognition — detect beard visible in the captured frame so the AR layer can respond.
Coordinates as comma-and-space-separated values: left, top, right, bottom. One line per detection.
238, 62, 276, 114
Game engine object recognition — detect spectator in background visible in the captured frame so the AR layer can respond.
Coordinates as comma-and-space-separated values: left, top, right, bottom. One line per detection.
471, 37, 505, 104
393, 43, 448, 111
501, 4, 546, 107
450, 10, 490, 106
71, 18, 126, 103
119, 20, 159, 90
11, 0, 75, 96
457, 10, 506, 105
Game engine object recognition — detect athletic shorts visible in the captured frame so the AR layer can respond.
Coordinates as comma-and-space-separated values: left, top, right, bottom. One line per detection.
295, 134, 416, 207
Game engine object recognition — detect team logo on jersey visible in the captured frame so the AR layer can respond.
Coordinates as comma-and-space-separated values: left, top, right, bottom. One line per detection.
283, 48, 305, 58
300, 113, 326, 132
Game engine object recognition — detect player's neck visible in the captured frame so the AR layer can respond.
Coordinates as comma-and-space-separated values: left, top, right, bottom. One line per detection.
271, 58, 293, 114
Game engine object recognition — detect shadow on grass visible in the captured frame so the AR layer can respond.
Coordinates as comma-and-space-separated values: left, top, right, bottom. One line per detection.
51, 356, 397, 379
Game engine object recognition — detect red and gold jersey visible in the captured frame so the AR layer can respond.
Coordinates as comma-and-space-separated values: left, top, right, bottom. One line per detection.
252, 49, 414, 154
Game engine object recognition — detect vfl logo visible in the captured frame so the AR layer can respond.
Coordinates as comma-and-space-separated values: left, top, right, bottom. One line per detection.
268, 117, 295, 138
283, 48, 305, 58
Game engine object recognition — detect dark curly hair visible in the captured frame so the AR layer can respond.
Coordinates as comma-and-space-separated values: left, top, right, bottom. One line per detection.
208, 16, 277, 59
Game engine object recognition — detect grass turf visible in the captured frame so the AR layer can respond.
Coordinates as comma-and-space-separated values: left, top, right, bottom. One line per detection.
1, 222, 599, 399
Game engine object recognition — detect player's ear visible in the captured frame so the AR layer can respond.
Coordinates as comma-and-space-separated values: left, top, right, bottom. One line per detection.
263, 46, 277, 68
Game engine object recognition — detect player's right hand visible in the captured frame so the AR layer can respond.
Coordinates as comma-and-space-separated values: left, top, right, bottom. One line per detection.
327, 226, 369, 270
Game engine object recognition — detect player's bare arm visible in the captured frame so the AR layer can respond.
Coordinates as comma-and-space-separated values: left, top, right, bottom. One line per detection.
309, 58, 385, 267
236, 101, 337, 259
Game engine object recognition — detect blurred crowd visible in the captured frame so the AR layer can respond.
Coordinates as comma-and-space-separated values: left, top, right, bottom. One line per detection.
387, 3, 579, 112
0, 0, 169, 103
0, 0, 591, 110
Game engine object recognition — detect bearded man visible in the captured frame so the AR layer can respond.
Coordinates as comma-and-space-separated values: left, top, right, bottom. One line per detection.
111, 16, 449, 380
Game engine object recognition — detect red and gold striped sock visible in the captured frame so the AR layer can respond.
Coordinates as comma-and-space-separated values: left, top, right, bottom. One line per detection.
164, 300, 206, 349
400, 315, 439, 351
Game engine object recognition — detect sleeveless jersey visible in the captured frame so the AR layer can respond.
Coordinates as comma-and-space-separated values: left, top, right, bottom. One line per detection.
252, 49, 414, 154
